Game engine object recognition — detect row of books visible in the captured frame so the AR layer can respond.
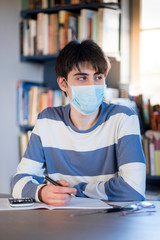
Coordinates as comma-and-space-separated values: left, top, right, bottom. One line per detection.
21, 0, 119, 10
133, 94, 160, 133
17, 80, 68, 127
142, 130, 160, 176
20, 8, 120, 56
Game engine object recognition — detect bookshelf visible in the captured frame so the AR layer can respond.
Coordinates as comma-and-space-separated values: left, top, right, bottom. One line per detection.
147, 175, 160, 185
20, 2, 121, 60
20, 1, 121, 92
21, 2, 121, 18
20, 54, 58, 62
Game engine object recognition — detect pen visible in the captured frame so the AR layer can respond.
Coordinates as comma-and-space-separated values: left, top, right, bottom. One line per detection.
44, 176, 75, 197
70, 204, 137, 217
70, 207, 123, 216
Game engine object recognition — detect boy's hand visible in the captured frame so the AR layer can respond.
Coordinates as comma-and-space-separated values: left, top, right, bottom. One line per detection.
38, 180, 77, 206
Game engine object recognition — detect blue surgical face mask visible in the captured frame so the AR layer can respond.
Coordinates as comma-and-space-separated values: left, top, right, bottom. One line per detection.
67, 84, 106, 115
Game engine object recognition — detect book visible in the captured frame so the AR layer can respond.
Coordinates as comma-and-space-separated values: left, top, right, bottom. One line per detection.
39, 92, 48, 113
91, 12, 98, 43
142, 96, 150, 126
21, 0, 28, 10
98, 8, 120, 56
58, 10, 78, 50
19, 131, 32, 159
68, 15, 78, 42
43, 13, 49, 55
149, 139, 156, 176
78, 9, 97, 42
28, 0, 34, 9
29, 86, 39, 126
0, 197, 111, 211
145, 130, 160, 176
142, 137, 150, 175
42, 0, 48, 8
49, 13, 59, 54
34, 0, 42, 9
20, 21, 23, 56
47, 89, 53, 107
19, 132, 28, 159
48, 0, 55, 7
29, 19, 37, 55
155, 151, 160, 176
37, 12, 44, 55
23, 19, 29, 56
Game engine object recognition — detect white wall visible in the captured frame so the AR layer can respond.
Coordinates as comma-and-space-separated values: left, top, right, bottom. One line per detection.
0, 0, 43, 193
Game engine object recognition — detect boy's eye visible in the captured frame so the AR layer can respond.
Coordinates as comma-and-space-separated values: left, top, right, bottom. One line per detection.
77, 76, 87, 81
95, 75, 104, 80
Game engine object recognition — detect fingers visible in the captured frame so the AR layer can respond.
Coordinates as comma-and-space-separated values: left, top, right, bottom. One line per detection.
47, 197, 71, 206
57, 180, 70, 187
50, 184, 77, 195
39, 183, 77, 206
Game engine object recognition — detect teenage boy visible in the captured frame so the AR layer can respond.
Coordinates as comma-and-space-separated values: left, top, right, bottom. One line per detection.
11, 40, 146, 206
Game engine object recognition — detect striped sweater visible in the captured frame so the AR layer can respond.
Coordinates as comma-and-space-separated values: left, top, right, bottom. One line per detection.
11, 102, 146, 201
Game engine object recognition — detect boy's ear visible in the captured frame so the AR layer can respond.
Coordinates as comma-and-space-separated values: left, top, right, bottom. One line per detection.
57, 77, 68, 92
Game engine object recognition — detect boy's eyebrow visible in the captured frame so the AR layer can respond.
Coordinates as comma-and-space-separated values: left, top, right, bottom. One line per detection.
73, 72, 102, 76
73, 73, 88, 76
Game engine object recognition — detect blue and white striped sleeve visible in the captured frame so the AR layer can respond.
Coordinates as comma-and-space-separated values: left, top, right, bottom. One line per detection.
75, 109, 146, 201
11, 117, 46, 201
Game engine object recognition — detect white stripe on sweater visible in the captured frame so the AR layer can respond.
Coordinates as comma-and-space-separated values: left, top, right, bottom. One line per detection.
33, 114, 140, 151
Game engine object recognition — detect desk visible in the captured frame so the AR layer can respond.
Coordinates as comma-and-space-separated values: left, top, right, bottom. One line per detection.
0, 197, 160, 240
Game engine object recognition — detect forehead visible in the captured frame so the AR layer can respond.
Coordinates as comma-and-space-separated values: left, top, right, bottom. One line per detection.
71, 62, 99, 75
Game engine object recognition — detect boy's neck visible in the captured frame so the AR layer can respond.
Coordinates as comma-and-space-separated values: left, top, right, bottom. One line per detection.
69, 106, 101, 131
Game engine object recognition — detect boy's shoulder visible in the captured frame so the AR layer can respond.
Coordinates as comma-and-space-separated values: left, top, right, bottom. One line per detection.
102, 102, 137, 117
38, 104, 70, 121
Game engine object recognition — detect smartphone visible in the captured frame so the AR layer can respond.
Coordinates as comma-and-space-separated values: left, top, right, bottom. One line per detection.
8, 197, 34, 207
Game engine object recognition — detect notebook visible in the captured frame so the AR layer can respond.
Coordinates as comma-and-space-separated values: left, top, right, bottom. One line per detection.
0, 197, 112, 211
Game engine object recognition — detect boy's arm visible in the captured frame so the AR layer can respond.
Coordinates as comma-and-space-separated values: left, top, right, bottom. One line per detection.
11, 118, 77, 204
11, 128, 46, 201
75, 164, 146, 201
74, 113, 146, 201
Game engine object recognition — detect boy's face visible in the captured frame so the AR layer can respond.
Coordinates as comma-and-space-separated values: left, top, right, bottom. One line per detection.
58, 62, 106, 100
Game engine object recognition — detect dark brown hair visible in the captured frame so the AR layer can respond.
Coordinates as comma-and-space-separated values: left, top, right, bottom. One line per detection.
55, 40, 111, 79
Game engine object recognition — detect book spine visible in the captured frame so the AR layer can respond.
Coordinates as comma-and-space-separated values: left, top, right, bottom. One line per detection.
149, 140, 155, 176
155, 151, 160, 176
21, 0, 28, 10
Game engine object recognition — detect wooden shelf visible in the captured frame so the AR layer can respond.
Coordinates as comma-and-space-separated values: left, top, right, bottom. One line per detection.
19, 125, 34, 132
21, 54, 58, 63
21, 3, 121, 18
146, 175, 160, 186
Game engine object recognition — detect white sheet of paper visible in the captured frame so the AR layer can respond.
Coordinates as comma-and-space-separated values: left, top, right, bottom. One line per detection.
0, 197, 111, 211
